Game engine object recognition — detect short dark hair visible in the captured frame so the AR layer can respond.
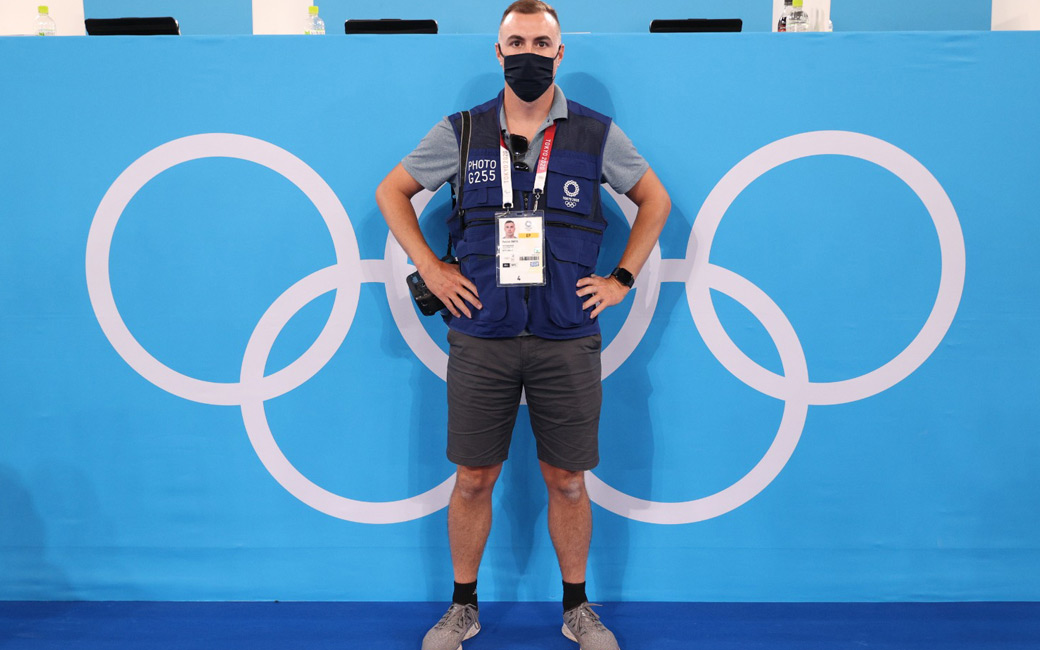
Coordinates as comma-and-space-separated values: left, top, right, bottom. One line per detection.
500, 0, 560, 29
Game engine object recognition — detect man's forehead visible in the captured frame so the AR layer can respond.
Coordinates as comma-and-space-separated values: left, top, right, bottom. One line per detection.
499, 11, 560, 41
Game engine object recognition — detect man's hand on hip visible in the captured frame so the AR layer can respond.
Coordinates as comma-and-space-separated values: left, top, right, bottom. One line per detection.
576, 274, 629, 319
420, 259, 482, 319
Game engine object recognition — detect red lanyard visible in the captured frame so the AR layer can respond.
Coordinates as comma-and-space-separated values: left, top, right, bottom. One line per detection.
499, 122, 557, 210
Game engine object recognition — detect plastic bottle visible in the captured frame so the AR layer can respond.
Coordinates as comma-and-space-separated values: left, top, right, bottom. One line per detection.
787, 0, 809, 32
777, 0, 793, 32
305, 5, 326, 35
35, 5, 56, 36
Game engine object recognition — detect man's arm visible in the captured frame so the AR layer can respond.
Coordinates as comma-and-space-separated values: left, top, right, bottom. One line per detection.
575, 167, 670, 318
375, 163, 482, 318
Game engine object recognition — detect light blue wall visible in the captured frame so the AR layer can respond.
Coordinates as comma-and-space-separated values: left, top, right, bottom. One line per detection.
80, 0, 994, 35
1, 32, 1038, 602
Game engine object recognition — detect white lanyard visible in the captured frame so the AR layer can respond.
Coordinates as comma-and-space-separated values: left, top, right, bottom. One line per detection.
498, 122, 557, 211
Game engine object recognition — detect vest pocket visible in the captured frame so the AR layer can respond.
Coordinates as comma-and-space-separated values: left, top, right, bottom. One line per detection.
460, 183, 504, 211
544, 155, 598, 216
546, 232, 600, 328
456, 234, 508, 323
459, 186, 488, 210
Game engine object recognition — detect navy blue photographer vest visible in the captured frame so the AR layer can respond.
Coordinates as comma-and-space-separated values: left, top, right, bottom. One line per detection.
446, 92, 612, 340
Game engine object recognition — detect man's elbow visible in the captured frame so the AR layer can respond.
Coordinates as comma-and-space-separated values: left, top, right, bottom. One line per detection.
628, 168, 671, 219
376, 164, 423, 209
656, 188, 672, 217
645, 184, 671, 222
375, 177, 393, 207
375, 176, 404, 212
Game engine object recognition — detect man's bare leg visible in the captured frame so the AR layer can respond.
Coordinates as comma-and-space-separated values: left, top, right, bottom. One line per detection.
449, 463, 503, 582
539, 460, 591, 583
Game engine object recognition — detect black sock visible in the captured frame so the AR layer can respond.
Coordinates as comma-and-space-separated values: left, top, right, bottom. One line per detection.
453, 580, 478, 608
562, 581, 587, 612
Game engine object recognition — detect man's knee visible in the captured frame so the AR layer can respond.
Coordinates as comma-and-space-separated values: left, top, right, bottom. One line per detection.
543, 466, 587, 503
454, 464, 502, 500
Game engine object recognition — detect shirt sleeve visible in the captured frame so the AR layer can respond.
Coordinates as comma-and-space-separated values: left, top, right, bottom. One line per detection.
602, 122, 651, 195
401, 117, 460, 192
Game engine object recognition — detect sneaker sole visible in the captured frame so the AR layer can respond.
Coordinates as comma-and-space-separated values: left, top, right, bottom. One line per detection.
562, 623, 577, 643
456, 622, 480, 649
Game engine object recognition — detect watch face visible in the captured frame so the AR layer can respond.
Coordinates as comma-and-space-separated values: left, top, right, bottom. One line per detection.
612, 267, 634, 288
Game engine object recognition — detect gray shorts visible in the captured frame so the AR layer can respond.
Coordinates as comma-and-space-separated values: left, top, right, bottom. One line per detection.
446, 330, 602, 471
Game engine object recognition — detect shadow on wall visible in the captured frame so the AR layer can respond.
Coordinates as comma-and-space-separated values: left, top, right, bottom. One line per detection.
412, 202, 457, 601
0, 465, 74, 599
558, 72, 615, 120
586, 198, 690, 600
455, 72, 504, 112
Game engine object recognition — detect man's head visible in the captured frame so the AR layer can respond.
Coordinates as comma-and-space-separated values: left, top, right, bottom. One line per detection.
504, 220, 516, 237
496, 1, 564, 102
499, 0, 561, 48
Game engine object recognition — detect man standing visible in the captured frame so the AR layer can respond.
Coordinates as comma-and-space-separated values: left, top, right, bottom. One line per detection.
375, 2, 670, 648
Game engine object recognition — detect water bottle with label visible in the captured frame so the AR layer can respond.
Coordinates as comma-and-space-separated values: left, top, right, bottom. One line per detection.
305, 5, 326, 35
35, 5, 56, 36
787, 0, 810, 32
777, 0, 793, 32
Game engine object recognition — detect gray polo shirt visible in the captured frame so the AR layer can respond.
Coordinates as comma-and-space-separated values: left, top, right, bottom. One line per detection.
402, 85, 649, 196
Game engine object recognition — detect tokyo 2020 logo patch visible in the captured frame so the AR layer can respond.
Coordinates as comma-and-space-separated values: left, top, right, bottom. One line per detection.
563, 179, 580, 209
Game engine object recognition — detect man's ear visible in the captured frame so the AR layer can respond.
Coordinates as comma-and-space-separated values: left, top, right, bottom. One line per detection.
553, 43, 565, 73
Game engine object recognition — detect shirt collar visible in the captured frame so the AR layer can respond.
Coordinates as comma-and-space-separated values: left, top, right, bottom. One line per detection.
498, 84, 568, 134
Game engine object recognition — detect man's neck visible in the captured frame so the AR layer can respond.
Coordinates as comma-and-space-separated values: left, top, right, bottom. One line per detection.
502, 85, 555, 139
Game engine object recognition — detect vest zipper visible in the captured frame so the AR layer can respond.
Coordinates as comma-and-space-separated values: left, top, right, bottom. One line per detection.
546, 220, 602, 235
522, 191, 530, 211
463, 218, 601, 234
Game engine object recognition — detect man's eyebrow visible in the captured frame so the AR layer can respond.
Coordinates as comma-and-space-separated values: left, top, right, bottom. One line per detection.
503, 33, 554, 42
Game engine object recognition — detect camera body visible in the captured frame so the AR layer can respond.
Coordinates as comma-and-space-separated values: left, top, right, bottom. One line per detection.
407, 256, 458, 316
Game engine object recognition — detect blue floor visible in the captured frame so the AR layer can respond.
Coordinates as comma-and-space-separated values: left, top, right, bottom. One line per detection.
2, 602, 1038, 649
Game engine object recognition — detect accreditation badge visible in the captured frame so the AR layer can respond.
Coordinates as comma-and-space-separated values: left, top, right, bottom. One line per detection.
496, 211, 545, 286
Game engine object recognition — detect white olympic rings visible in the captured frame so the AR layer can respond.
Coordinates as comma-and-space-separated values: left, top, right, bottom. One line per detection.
86, 130, 964, 525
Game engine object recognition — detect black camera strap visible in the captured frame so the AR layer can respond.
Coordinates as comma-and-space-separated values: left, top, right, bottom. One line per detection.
447, 110, 472, 257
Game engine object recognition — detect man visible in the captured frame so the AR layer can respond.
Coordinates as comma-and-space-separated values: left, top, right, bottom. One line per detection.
375, 2, 669, 648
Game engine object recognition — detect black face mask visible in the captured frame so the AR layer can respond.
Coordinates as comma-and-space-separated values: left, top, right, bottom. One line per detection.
500, 47, 558, 102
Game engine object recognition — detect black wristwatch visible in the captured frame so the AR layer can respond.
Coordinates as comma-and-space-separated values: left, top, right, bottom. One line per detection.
610, 266, 635, 289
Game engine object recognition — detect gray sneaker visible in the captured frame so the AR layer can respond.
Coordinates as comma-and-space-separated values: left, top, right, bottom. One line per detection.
421, 603, 480, 650
562, 602, 620, 649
